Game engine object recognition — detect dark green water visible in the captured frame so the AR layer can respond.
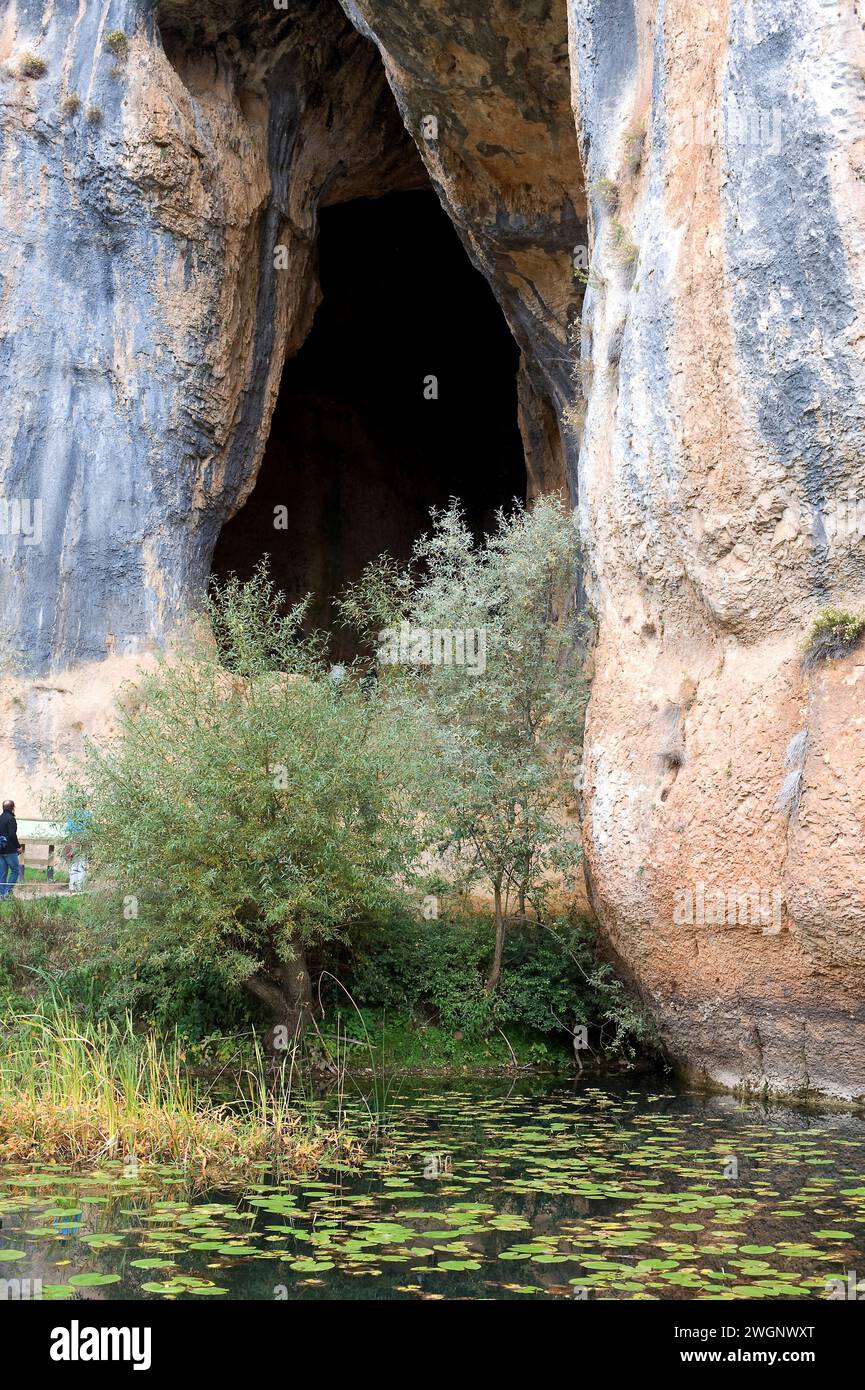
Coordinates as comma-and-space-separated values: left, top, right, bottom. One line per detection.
2, 1077, 865, 1301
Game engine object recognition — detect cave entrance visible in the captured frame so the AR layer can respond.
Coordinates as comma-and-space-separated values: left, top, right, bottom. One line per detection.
210, 189, 527, 659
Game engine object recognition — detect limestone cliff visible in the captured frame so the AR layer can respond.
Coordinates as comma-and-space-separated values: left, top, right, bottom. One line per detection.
1, 0, 864, 1099
572, 0, 865, 1101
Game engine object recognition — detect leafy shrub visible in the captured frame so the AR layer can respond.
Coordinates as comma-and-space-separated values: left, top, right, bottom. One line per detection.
57, 566, 436, 1037
57, 936, 255, 1040
0, 898, 79, 1010
61, 93, 81, 116
802, 606, 865, 668
592, 177, 619, 212
339, 496, 587, 994
341, 911, 658, 1058
104, 31, 129, 59
19, 52, 47, 79
609, 222, 639, 269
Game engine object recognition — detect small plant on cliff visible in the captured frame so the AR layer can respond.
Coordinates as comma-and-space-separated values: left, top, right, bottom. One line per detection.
563, 399, 588, 431
86, 105, 103, 126
61, 93, 81, 117
659, 702, 685, 770
18, 52, 48, 80
592, 177, 620, 212
802, 605, 865, 669
609, 222, 639, 269
623, 122, 646, 177
573, 261, 606, 292
104, 31, 129, 59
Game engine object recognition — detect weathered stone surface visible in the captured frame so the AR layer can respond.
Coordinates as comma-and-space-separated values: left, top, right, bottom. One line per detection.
0, 0, 423, 677
340, 0, 586, 490
0, 0, 424, 792
572, 0, 865, 1099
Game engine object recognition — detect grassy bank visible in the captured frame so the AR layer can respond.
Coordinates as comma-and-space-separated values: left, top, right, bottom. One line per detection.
0, 896, 660, 1077
0, 1004, 364, 1179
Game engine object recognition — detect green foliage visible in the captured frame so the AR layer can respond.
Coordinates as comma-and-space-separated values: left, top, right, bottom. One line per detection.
55, 923, 253, 1040
0, 897, 80, 1011
47, 514, 648, 1064
104, 31, 129, 59
802, 605, 865, 668
317, 1008, 564, 1069
57, 566, 436, 1024
343, 911, 656, 1058
19, 52, 47, 79
609, 222, 639, 269
341, 497, 588, 952
623, 122, 646, 177
592, 177, 619, 212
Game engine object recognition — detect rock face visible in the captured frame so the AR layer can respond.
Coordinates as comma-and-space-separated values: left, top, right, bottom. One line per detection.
572, 0, 865, 1101
1, 0, 864, 1098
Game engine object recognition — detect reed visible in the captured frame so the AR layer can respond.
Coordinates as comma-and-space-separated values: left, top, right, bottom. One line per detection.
0, 1003, 363, 1178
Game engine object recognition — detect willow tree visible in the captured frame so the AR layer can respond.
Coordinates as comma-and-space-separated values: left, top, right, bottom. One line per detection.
60, 567, 434, 1043
341, 495, 588, 992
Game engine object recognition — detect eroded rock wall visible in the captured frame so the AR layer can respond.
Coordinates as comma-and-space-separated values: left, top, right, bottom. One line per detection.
340, 0, 586, 495
571, 0, 865, 1099
0, 0, 423, 789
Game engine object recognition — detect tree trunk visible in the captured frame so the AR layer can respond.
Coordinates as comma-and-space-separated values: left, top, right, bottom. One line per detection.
244, 946, 313, 1054
485, 881, 506, 992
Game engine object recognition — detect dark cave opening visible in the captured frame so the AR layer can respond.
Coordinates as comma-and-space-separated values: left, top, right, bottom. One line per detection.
210, 190, 527, 656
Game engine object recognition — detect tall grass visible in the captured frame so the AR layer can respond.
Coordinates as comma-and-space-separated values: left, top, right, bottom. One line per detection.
0, 1003, 363, 1178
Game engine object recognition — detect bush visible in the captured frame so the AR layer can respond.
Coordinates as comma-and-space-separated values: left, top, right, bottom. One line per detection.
341, 911, 657, 1058
609, 222, 639, 271
802, 606, 865, 668
592, 177, 619, 212
57, 566, 436, 1039
19, 52, 47, 80
0, 898, 79, 1010
340, 496, 587, 994
104, 31, 128, 59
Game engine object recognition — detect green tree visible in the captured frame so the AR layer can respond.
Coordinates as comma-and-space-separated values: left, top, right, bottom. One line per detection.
59, 567, 434, 1043
341, 495, 588, 991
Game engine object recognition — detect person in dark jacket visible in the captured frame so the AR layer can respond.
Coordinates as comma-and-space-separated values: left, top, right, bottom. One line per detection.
0, 799, 22, 898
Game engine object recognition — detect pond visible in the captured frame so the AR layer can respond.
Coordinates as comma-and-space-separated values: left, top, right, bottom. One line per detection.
2, 1076, 865, 1301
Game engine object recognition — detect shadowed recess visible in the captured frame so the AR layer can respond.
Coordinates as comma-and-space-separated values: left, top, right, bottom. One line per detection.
210, 189, 527, 651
